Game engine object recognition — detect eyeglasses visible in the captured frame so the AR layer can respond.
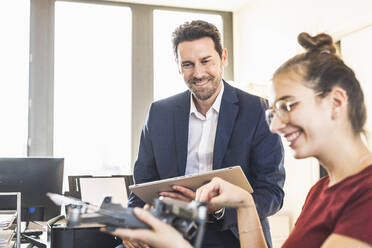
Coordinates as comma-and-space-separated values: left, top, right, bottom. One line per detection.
265, 100, 298, 126
265, 92, 322, 126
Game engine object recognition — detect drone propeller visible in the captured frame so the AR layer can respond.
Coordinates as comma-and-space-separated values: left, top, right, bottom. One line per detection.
47, 192, 86, 206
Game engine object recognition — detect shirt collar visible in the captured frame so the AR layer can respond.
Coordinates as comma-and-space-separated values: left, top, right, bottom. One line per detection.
190, 81, 224, 116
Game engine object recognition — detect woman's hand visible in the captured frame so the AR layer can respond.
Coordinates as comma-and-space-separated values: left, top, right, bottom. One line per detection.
102, 207, 192, 248
197, 177, 267, 248
196, 177, 254, 208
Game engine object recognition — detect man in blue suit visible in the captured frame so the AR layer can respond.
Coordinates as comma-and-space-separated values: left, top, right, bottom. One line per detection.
125, 20, 285, 248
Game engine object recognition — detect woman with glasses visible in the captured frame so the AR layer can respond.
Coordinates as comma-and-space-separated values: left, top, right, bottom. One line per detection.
105, 32, 372, 248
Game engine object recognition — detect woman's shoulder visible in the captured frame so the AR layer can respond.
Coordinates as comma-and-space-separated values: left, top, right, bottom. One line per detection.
336, 164, 372, 190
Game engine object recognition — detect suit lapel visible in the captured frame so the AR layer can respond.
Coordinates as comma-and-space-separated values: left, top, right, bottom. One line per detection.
174, 91, 191, 175
213, 82, 239, 169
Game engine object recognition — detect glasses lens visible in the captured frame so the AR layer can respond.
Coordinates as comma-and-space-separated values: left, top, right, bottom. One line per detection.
275, 100, 289, 122
266, 100, 290, 125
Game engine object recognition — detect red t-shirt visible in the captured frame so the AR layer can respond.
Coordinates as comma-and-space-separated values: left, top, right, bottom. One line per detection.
282, 164, 372, 248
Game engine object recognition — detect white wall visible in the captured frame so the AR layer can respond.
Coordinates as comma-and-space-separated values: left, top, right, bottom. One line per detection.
342, 26, 372, 145
232, 0, 372, 244
234, 0, 372, 86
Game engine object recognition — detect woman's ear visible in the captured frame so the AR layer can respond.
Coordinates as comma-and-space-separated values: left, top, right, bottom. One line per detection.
329, 87, 348, 120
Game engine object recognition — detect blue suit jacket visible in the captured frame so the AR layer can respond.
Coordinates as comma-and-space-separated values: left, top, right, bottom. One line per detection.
128, 81, 285, 248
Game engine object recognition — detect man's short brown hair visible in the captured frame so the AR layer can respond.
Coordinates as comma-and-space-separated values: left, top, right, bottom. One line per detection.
172, 20, 223, 61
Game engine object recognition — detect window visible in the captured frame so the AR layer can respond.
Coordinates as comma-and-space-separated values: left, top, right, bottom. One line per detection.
54, 2, 132, 176
0, 1, 30, 156
153, 10, 223, 101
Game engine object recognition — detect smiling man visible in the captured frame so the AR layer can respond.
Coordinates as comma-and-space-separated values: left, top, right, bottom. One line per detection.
126, 20, 285, 248
178, 36, 226, 115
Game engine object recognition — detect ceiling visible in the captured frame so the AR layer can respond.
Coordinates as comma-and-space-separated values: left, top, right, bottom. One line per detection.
105, 0, 252, 11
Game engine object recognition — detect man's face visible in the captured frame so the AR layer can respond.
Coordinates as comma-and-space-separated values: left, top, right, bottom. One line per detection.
177, 37, 227, 101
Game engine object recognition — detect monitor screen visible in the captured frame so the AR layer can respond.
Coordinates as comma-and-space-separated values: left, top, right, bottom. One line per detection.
0, 157, 64, 221
79, 177, 128, 207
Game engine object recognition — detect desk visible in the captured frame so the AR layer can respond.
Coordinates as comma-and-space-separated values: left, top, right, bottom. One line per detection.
21, 220, 121, 248
50, 220, 121, 248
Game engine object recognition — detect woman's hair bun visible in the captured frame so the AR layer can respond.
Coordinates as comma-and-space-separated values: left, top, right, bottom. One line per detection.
298, 32, 336, 54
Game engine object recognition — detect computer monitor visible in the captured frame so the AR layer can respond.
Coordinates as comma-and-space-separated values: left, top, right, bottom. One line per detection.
0, 157, 64, 221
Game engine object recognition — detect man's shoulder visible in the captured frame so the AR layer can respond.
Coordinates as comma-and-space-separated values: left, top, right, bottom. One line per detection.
224, 82, 267, 108
151, 90, 189, 110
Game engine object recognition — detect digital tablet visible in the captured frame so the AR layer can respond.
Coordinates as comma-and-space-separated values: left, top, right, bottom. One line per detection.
129, 166, 253, 204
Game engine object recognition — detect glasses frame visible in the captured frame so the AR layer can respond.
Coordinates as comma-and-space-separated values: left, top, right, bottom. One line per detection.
265, 92, 322, 126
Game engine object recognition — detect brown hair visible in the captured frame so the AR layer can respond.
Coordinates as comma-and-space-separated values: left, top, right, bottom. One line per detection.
273, 32, 367, 136
172, 20, 223, 61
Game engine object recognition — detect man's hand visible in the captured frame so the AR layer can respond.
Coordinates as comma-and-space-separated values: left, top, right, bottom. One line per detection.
159, 185, 221, 213
159, 185, 196, 202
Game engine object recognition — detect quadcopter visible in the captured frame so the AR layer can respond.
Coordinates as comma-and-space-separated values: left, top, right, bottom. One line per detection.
47, 193, 209, 248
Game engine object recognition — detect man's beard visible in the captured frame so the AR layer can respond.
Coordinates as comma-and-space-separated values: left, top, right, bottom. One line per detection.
187, 75, 221, 101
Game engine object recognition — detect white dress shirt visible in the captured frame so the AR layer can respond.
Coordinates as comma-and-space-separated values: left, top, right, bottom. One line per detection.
185, 83, 224, 175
